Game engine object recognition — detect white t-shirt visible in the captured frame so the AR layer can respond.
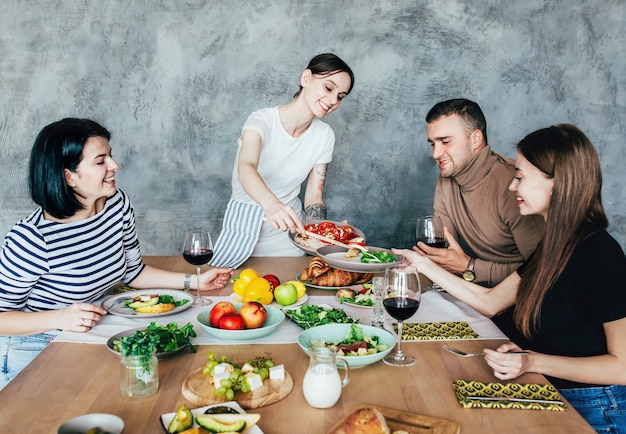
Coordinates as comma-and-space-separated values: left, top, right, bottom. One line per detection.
219, 106, 335, 257
230, 106, 335, 209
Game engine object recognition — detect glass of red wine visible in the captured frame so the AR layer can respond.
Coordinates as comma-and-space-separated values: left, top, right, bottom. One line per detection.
382, 265, 421, 366
182, 229, 214, 307
416, 215, 444, 291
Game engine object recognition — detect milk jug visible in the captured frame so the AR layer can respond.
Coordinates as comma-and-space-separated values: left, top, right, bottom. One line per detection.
302, 346, 350, 408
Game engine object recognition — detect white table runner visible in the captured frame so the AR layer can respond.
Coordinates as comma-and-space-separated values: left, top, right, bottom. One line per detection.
54, 291, 507, 345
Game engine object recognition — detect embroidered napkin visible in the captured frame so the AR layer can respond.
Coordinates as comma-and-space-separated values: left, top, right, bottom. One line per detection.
453, 380, 566, 411
395, 321, 479, 340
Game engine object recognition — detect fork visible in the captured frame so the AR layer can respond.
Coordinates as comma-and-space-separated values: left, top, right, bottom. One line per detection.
442, 345, 485, 357
443, 344, 528, 357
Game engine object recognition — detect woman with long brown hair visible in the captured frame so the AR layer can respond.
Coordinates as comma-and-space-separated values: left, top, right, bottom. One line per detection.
395, 124, 626, 432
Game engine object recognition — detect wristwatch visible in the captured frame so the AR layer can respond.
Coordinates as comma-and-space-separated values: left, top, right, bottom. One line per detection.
462, 257, 476, 282
183, 272, 192, 292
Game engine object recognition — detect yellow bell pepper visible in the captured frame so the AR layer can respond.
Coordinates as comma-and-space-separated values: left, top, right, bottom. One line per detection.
231, 268, 260, 296
243, 277, 273, 305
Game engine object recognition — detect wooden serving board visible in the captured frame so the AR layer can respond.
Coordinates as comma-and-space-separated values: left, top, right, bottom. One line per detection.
181, 367, 293, 409
328, 405, 460, 434
378, 405, 460, 434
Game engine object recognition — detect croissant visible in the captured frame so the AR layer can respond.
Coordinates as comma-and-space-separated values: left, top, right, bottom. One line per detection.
311, 268, 358, 287
300, 257, 331, 280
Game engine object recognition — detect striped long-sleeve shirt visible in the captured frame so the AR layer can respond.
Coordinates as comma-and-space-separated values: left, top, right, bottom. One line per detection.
0, 189, 145, 312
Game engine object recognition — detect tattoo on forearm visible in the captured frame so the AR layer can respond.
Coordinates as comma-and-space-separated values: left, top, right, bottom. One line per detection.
305, 203, 326, 221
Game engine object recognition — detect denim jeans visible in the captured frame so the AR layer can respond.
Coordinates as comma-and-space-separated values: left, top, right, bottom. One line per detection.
559, 385, 626, 434
0, 333, 56, 391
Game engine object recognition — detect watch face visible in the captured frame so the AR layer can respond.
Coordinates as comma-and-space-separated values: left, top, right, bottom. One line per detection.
462, 270, 475, 282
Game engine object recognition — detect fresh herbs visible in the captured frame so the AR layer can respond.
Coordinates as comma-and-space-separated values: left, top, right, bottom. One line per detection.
360, 250, 397, 264
113, 321, 196, 356
285, 304, 358, 329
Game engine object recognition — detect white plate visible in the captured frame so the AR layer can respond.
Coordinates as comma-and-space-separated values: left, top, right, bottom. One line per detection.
160, 402, 263, 433
230, 292, 308, 308
288, 220, 366, 256
340, 299, 374, 309
316, 245, 404, 273
101, 289, 193, 318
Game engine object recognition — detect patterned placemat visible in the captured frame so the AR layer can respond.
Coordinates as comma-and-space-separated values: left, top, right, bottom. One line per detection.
394, 321, 480, 340
453, 380, 566, 411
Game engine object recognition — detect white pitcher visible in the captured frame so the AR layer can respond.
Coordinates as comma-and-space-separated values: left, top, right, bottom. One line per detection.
302, 346, 350, 408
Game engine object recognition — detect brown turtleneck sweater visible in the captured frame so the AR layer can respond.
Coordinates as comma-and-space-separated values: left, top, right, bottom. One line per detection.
434, 146, 545, 286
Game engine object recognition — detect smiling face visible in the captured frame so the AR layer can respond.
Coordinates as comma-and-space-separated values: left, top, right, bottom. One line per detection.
299, 70, 352, 118
427, 114, 484, 178
509, 152, 554, 220
65, 136, 119, 208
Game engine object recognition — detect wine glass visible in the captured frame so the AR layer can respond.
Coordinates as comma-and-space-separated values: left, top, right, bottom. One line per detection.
416, 215, 444, 291
382, 265, 421, 366
182, 230, 214, 307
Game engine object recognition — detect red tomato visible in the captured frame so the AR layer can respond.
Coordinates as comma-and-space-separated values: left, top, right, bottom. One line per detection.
263, 274, 281, 291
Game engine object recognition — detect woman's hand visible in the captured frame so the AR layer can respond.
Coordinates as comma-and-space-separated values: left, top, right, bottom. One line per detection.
198, 267, 234, 292
484, 342, 532, 380
264, 202, 305, 233
58, 302, 107, 332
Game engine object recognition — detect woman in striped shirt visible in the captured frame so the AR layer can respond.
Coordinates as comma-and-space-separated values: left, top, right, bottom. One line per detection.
0, 118, 233, 390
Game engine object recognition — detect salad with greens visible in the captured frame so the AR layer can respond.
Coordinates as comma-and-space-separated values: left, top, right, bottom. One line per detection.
285, 304, 358, 329
311, 323, 389, 357
111, 321, 196, 356
360, 250, 396, 264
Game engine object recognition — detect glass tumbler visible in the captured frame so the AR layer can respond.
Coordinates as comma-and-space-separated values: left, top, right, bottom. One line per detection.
120, 354, 158, 397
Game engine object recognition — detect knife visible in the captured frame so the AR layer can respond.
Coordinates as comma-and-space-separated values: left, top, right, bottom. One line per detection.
466, 395, 564, 405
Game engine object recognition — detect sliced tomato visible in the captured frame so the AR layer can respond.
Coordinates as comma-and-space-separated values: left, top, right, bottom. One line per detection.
318, 221, 336, 230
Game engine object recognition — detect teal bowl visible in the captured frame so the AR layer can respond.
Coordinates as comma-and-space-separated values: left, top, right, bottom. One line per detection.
197, 303, 285, 341
298, 323, 395, 368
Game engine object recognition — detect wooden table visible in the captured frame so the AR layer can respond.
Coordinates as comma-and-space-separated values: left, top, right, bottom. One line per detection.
0, 256, 594, 433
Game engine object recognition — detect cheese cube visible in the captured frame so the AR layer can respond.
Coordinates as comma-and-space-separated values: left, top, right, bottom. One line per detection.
241, 362, 254, 373
213, 372, 231, 387
213, 362, 233, 375
269, 364, 285, 380
244, 372, 263, 391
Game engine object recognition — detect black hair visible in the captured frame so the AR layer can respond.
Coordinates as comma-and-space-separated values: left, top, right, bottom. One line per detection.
425, 98, 488, 145
28, 118, 111, 219
294, 53, 355, 98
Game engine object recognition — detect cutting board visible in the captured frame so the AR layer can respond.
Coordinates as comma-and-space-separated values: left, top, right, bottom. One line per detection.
182, 367, 293, 409
327, 405, 460, 434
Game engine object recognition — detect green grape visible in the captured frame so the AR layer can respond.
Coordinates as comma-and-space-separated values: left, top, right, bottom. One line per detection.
225, 388, 235, 401
240, 382, 251, 393
220, 378, 232, 389
215, 386, 227, 397
259, 367, 269, 381
202, 366, 212, 377
207, 352, 216, 361
264, 359, 275, 368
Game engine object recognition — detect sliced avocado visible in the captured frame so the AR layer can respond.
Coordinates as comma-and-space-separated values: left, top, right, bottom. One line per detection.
195, 414, 246, 433
128, 296, 159, 309
167, 404, 194, 433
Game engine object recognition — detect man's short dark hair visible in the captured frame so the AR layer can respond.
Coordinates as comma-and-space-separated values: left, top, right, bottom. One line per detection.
425, 98, 488, 144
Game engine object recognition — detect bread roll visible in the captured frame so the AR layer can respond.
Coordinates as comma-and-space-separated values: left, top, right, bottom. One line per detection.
327, 406, 390, 434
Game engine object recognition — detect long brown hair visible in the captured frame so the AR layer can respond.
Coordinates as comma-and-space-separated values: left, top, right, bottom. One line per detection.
514, 124, 608, 337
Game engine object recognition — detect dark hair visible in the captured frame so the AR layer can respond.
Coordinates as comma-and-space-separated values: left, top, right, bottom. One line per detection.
294, 53, 355, 98
514, 124, 607, 336
425, 98, 488, 145
29, 118, 111, 219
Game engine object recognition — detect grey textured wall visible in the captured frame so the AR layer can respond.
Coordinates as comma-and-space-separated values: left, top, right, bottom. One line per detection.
1, 0, 625, 255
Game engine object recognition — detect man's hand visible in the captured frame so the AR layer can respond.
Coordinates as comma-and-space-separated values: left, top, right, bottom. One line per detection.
415, 226, 470, 274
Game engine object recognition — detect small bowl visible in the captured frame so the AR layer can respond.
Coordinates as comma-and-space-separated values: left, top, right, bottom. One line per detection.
106, 327, 189, 359
57, 413, 124, 434
298, 323, 395, 368
197, 303, 285, 341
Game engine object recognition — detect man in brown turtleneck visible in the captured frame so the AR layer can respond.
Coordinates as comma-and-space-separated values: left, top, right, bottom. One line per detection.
418, 98, 544, 287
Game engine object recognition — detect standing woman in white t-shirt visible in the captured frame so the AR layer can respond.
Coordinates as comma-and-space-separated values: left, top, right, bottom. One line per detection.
211, 53, 354, 268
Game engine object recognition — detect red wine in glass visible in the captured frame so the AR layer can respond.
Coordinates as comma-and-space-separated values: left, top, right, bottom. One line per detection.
417, 236, 445, 248
182, 230, 213, 306
383, 297, 420, 321
183, 248, 214, 265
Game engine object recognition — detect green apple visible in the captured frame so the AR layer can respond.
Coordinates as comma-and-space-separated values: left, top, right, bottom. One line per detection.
273, 283, 298, 306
